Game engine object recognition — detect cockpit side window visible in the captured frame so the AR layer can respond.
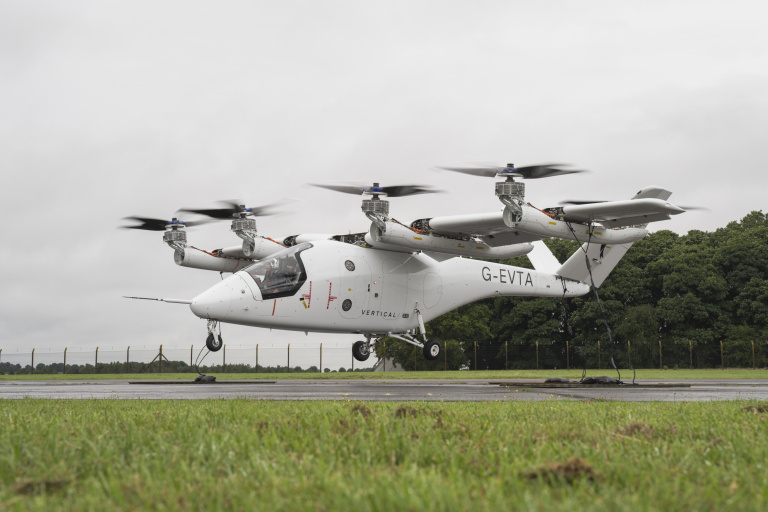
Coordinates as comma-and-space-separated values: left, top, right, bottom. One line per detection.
242, 243, 311, 299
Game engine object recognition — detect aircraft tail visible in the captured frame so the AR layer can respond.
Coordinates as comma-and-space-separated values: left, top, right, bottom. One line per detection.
555, 241, 633, 288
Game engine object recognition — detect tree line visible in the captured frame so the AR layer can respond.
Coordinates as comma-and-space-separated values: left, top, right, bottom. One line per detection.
378, 211, 768, 371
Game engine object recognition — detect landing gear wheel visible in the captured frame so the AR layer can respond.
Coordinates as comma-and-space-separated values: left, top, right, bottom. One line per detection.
423, 339, 442, 361
206, 333, 223, 352
352, 340, 371, 362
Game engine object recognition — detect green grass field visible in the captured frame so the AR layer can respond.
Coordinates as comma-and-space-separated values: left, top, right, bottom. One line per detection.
1, 399, 767, 511
2, 368, 766, 381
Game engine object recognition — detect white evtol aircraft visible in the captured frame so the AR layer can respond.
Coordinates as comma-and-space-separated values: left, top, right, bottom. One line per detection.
124, 163, 690, 362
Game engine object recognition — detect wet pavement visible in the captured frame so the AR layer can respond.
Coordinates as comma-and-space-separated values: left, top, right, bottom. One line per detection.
1, 378, 767, 401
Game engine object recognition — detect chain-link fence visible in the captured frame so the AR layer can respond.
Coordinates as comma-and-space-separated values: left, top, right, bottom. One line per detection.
0, 343, 377, 375
2, 338, 766, 375
469, 339, 768, 371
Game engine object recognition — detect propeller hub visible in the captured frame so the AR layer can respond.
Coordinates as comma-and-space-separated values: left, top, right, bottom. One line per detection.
167, 218, 186, 230
163, 229, 187, 245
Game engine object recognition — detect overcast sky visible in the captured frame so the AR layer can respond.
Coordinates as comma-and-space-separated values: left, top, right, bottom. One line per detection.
1, 0, 767, 364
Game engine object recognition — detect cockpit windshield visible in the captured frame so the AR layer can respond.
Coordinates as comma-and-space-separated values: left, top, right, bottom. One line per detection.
242, 243, 311, 299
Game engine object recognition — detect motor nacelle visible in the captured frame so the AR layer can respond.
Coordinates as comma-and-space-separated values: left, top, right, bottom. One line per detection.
367, 221, 533, 259
174, 247, 252, 273
282, 234, 338, 247
502, 205, 649, 244
242, 237, 287, 259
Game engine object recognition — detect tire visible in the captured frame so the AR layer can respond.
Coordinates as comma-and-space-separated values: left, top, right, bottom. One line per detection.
352, 340, 370, 362
423, 339, 442, 360
206, 333, 223, 352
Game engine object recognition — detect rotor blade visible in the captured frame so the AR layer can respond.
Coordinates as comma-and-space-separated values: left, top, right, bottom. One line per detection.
309, 183, 367, 195
380, 185, 440, 197
515, 164, 586, 179
439, 163, 587, 179
312, 183, 439, 197
183, 219, 213, 227
121, 216, 211, 230
678, 205, 710, 212
121, 217, 170, 231
180, 200, 284, 219
246, 202, 284, 216
437, 166, 502, 178
177, 207, 236, 219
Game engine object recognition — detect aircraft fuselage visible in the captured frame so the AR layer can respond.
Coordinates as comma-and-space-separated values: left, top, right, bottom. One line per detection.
189, 240, 589, 335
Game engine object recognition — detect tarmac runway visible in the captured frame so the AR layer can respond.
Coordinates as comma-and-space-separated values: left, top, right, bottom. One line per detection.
2, 378, 768, 401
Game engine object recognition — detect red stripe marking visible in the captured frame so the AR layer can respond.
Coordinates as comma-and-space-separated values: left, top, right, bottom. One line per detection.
327, 282, 337, 309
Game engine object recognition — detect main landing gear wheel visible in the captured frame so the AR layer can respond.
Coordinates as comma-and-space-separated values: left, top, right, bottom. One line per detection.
206, 332, 223, 352
352, 340, 371, 362
423, 339, 442, 360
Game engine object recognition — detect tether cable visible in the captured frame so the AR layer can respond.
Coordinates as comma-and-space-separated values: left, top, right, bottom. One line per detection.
193, 322, 222, 376
564, 222, 635, 384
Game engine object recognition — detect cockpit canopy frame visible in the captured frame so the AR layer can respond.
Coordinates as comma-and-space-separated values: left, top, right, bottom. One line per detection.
242, 243, 312, 299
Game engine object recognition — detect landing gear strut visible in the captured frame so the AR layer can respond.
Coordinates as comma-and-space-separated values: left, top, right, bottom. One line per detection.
352, 307, 443, 364
205, 319, 223, 352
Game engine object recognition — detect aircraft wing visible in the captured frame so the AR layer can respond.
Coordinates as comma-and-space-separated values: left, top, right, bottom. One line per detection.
560, 198, 685, 228
422, 212, 543, 245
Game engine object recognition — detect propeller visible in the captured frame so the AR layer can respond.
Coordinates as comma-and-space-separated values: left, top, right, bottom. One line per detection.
438, 163, 587, 180
178, 200, 283, 220
310, 183, 441, 197
120, 216, 210, 231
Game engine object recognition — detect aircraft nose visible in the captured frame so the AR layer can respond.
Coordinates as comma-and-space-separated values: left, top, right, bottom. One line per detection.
190, 278, 236, 320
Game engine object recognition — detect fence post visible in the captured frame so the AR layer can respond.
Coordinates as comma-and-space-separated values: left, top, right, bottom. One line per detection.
689, 340, 693, 370
127, 346, 130, 365
720, 340, 724, 370
320, 343, 322, 373
752, 341, 756, 370
566, 340, 570, 370
63, 348, 67, 374
444, 340, 447, 371
627, 340, 631, 364
536, 341, 539, 371
222, 344, 225, 373
659, 338, 662, 370
352, 346, 354, 372
287, 344, 290, 373
474, 341, 477, 371
190, 345, 193, 367
383, 339, 386, 372
95, 347, 99, 371
159, 345, 162, 373
32, 348, 35, 373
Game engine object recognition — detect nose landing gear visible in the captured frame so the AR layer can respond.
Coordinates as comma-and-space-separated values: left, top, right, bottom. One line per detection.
205, 319, 223, 352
